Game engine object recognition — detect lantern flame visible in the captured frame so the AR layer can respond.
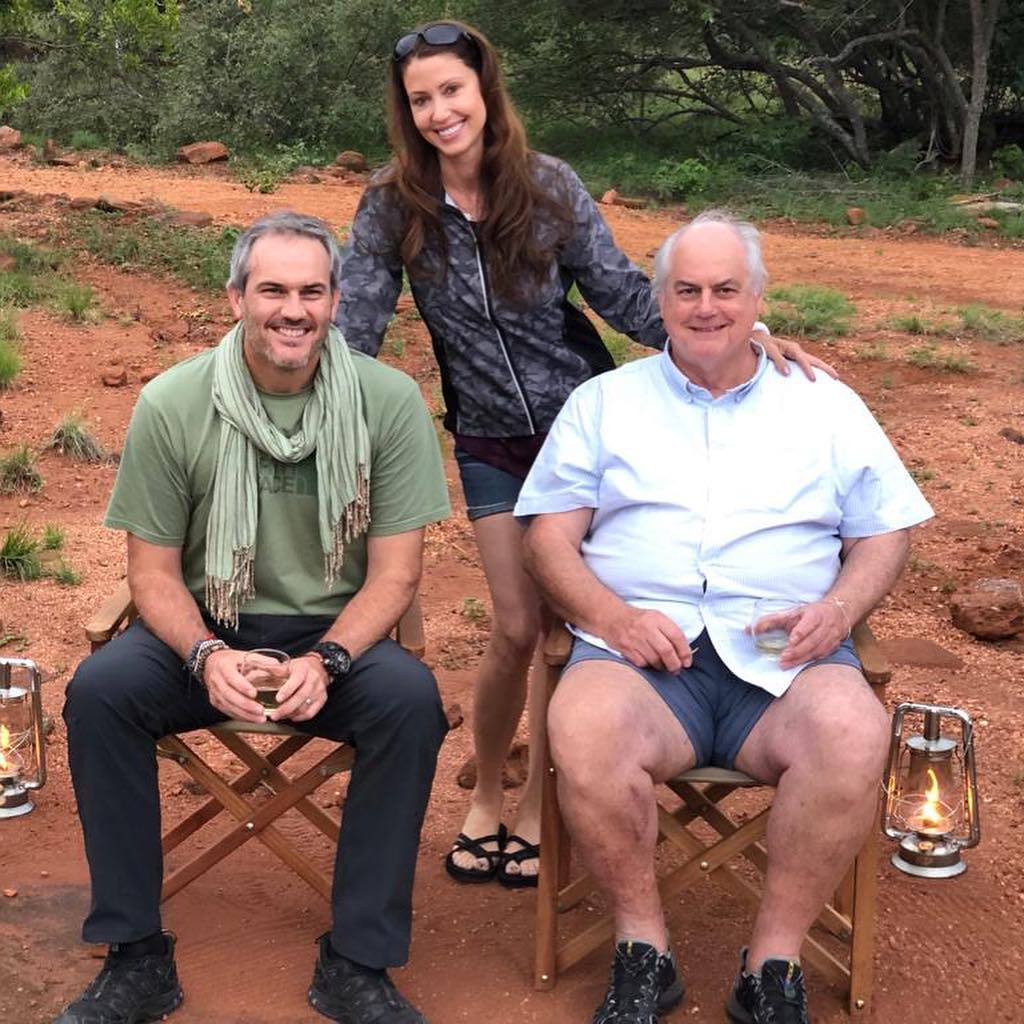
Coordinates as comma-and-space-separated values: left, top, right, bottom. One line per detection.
913, 768, 949, 833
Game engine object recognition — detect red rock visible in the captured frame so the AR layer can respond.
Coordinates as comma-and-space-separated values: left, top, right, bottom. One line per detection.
177, 141, 229, 165
43, 137, 60, 162
999, 427, 1024, 444
96, 194, 145, 213
600, 189, 619, 205
101, 363, 128, 388
457, 741, 529, 790
2, 888, 17, 898
615, 195, 648, 210
50, 155, 80, 167
69, 196, 97, 210
164, 210, 213, 228
0, 125, 22, 150
977, 216, 1000, 229
993, 177, 1015, 190
140, 368, 159, 383
334, 150, 367, 171
950, 578, 1024, 639
846, 207, 867, 226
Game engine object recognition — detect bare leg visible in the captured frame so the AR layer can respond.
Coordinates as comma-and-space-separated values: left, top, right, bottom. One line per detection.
734, 664, 890, 970
450, 513, 542, 873
548, 660, 695, 948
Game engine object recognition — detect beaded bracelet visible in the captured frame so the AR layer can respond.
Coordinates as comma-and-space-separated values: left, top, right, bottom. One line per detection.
828, 596, 853, 640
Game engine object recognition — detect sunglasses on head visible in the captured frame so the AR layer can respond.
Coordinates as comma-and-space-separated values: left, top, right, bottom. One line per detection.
392, 23, 475, 62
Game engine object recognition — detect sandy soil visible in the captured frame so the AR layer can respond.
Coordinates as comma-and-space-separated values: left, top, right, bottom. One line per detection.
0, 154, 1022, 1024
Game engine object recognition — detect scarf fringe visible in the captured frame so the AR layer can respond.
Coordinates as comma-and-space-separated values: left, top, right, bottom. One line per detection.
325, 468, 371, 583
206, 547, 256, 627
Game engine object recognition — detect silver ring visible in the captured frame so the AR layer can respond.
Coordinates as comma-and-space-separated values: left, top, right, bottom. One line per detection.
303, 698, 313, 707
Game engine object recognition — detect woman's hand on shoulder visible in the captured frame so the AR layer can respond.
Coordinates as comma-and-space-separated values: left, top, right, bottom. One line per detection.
755, 328, 838, 381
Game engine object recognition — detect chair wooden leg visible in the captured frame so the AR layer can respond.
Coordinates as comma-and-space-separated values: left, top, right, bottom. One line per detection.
848, 830, 878, 1015
534, 661, 562, 991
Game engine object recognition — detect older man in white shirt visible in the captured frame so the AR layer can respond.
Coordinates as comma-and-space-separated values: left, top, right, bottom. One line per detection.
515, 210, 933, 1024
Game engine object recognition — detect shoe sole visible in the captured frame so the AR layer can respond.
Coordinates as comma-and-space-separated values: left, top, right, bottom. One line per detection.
725, 991, 753, 1024
658, 977, 685, 1015
131, 988, 184, 1024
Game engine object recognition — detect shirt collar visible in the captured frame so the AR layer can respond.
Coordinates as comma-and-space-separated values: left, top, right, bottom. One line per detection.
659, 340, 770, 404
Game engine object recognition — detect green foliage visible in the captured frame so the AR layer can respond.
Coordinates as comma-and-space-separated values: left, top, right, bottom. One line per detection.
41, 523, 65, 550
0, 445, 43, 493
0, 523, 42, 582
47, 412, 106, 462
599, 326, 647, 366
71, 212, 236, 293
0, 308, 18, 344
56, 282, 100, 321
956, 304, 1023, 343
888, 315, 939, 336
992, 145, 1024, 180
649, 159, 711, 200
52, 560, 83, 586
765, 285, 854, 339
0, 336, 22, 389
68, 128, 106, 150
905, 345, 977, 374
0, 235, 63, 307
461, 597, 488, 623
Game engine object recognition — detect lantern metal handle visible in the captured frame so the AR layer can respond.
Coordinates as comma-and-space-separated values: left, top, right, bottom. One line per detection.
0, 658, 46, 790
882, 701, 979, 849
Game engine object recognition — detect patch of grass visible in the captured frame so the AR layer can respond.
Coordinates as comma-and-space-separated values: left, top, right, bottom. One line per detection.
956, 304, 1024, 344
0, 307, 18, 343
0, 234, 62, 276
461, 597, 488, 623
55, 282, 100, 322
905, 345, 977, 374
854, 340, 888, 361
51, 560, 82, 586
41, 523, 65, 550
0, 523, 43, 581
386, 334, 406, 359
910, 466, 936, 483
600, 326, 647, 366
0, 445, 43, 494
879, 372, 895, 389
764, 285, 854, 339
888, 314, 940, 336
70, 212, 239, 293
46, 413, 106, 462
69, 128, 105, 150
959, 414, 979, 427
0, 336, 22, 388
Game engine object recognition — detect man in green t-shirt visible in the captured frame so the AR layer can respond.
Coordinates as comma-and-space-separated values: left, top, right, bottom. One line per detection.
58, 211, 451, 1024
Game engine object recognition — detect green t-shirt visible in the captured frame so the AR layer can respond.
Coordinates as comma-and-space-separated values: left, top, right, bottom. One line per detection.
105, 347, 450, 617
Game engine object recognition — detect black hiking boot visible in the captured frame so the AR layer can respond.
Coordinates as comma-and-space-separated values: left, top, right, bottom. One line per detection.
591, 939, 685, 1023
308, 932, 428, 1023
53, 931, 183, 1024
726, 948, 810, 1024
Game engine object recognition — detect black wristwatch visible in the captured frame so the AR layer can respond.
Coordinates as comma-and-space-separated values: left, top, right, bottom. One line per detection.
310, 641, 352, 685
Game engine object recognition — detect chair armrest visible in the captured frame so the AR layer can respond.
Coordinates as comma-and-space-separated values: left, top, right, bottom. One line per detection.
852, 619, 891, 690
85, 579, 136, 648
543, 623, 574, 667
395, 594, 426, 660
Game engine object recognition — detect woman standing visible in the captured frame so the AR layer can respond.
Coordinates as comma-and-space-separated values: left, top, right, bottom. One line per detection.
338, 21, 824, 887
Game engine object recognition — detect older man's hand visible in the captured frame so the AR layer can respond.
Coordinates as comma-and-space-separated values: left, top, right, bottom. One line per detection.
605, 607, 695, 673
777, 600, 850, 669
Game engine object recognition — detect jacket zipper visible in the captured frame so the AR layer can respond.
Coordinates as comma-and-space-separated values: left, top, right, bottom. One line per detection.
470, 231, 537, 434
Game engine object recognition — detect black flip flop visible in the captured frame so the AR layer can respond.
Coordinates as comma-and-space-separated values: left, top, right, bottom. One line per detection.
498, 833, 540, 889
444, 823, 507, 884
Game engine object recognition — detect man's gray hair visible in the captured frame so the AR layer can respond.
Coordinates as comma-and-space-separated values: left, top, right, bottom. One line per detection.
652, 209, 768, 296
227, 210, 343, 293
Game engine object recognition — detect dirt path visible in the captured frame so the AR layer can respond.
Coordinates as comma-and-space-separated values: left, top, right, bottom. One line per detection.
0, 155, 1022, 1024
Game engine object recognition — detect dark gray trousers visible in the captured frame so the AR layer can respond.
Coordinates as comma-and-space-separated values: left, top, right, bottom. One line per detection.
63, 614, 448, 968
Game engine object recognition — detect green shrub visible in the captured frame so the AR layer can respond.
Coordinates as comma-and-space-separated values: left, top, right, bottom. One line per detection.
906, 345, 977, 373
0, 445, 43, 494
0, 337, 22, 389
957, 304, 1023, 343
0, 523, 42, 582
46, 413, 106, 463
52, 560, 83, 586
69, 129, 106, 150
56, 283, 100, 322
765, 285, 855, 339
41, 523, 65, 551
649, 158, 710, 200
992, 144, 1024, 180
888, 315, 938, 336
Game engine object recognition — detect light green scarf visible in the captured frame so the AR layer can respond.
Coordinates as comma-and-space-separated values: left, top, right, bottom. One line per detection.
206, 323, 371, 625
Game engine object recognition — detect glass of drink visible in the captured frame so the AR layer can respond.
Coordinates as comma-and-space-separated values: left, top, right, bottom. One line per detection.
750, 599, 800, 659
241, 649, 290, 710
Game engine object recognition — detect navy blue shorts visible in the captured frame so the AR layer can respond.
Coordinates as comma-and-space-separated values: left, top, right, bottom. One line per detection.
454, 447, 524, 521
564, 630, 862, 769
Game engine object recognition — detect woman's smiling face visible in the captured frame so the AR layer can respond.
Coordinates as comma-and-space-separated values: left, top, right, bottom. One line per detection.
403, 52, 487, 168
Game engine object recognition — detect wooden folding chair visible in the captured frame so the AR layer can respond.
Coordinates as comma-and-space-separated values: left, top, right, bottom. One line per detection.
84, 580, 441, 904
534, 621, 892, 1016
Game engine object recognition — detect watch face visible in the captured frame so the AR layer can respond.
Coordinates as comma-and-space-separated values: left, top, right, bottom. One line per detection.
316, 642, 351, 680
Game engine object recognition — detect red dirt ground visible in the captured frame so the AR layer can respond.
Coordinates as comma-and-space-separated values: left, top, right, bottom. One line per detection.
1, 155, 1022, 1023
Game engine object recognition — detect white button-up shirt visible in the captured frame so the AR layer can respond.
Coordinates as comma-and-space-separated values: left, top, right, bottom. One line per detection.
514, 345, 934, 696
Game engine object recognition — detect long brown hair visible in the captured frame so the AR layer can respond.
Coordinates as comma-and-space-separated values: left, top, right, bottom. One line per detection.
383, 20, 572, 303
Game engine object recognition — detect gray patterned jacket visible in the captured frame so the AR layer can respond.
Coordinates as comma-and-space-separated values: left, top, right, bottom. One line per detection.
336, 154, 666, 438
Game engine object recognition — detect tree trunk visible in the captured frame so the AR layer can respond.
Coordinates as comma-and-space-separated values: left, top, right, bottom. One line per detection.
961, 0, 1001, 189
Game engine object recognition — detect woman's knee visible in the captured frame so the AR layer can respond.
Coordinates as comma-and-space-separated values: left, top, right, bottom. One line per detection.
488, 606, 541, 656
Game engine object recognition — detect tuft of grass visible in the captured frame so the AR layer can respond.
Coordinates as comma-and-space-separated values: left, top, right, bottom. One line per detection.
0, 445, 43, 494
888, 314, 939, 336
461, 597, 488, 623
905, 345, 977, 374
0, 234, 62, 276
41, 523, 65, 550
600, 326, 647, 366
765, 285, 854, 339
0, 307, 18, 343
46, 412, 106, 462
910, 466, 936, 483
56, 282, 100, 322
956, 304, 1024, 344
0, 523, 43, 581
386, 335, 406, 359
854, 340, 888, 361
51, 560, 83, 586
0, 337, 22, 388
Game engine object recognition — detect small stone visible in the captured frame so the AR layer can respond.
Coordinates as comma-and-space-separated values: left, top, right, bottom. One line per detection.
177, 141, 229, 164
600, 189, 619, 205
3, 888, 17, 898
163, 209, 213, 228
0, 125, 23, 150
101, 363, 128, 388
977, 216, 1000, 229
846, 207, 867, 226
96, 194, 145, 214
140, 368, 159, 383
999, 427, 1024, 445
69, 196, 98, 210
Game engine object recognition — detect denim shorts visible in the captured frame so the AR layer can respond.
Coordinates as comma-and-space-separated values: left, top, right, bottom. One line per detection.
454, 447, 525, 521
564, 630, 862, 769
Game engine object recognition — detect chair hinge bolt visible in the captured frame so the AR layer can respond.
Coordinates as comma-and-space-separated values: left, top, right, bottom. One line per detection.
699, 860, 710, 871
245, 821, 254, 830
855, 999, 866, 1010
